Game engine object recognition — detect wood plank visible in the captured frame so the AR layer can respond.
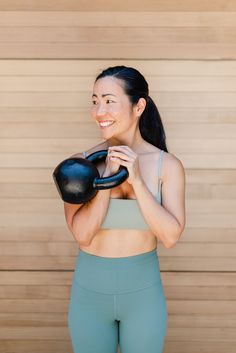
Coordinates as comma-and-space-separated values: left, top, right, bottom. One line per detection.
1, 60, 236, 76
0, 327, 69, 340
0, 271, 73, 285
0, 12, 236, 27
168, 314, 236, 327
1, 27, 235, 45
0, 285, 70, 299
186, 170, 236, 184
188, 183, 236, 199
177, 227, 236, 242
0, 312, 67, 325
0, 226, 74, 242
162, 272, 236, 286
185, 213, 236, 227
0, 0, 236, 11
0, 340, 72, 353
0, 257, 75, 270
164, 286, 236, 300
2, 75, 236, 92
160, 257, 236, 272
1, 43, 236, 59
166, 327, 236, 341
167, 301, 236, 314
0, 299, 69, 313
165, 341, 236, 353
0, 242, 78, 256
169, 139, 236, 153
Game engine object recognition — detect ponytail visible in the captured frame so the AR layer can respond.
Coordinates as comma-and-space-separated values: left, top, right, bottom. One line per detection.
139, 96, 168, 152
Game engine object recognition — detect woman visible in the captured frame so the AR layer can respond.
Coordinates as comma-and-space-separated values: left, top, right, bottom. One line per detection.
64, 65, 186, 353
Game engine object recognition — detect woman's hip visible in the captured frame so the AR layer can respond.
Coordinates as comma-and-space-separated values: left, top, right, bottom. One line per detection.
72, 248, 164, 295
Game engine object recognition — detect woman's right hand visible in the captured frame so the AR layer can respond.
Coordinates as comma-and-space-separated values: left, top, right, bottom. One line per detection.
104, 148, 120, 176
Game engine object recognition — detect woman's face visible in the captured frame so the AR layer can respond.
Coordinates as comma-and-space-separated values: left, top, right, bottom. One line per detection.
90, 76, 137, 138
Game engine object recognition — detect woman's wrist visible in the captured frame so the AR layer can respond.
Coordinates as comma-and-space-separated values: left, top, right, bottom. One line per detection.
102, 168, 112, 177
132, 175, 144, 187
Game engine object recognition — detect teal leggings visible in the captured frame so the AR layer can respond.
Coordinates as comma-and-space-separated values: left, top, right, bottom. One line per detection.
68, 248, 168, 353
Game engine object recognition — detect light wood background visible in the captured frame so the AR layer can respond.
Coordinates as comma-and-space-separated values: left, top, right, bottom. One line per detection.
0, 1, 236, 352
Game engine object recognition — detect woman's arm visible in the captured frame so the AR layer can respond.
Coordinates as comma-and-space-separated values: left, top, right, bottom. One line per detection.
64, 166, 112, 246
132, 154, 186, 249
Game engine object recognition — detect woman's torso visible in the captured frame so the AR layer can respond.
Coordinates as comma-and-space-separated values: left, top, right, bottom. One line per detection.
79, 141, 165, 258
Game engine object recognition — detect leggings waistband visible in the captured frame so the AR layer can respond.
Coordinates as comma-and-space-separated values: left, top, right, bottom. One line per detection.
73, 248, 162, 294
78, 248, 157, 265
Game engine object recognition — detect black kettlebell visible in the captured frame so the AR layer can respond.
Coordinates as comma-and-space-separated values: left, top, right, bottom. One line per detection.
52, 149, 129, 204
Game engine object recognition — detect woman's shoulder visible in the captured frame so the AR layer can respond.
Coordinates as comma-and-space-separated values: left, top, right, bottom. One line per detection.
143, 144, 184, 182
161, 149, 185, 183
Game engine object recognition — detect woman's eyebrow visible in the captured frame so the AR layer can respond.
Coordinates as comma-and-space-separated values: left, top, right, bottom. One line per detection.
92, 93, 117, 98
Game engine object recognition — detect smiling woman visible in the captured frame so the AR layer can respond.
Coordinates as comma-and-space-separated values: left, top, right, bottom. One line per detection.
63, 65, 186, 353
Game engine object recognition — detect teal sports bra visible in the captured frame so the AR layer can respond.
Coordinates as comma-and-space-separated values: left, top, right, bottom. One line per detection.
82, 149, 164, 230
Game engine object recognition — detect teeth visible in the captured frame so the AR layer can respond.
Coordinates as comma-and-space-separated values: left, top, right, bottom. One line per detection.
99, 121, 114, 127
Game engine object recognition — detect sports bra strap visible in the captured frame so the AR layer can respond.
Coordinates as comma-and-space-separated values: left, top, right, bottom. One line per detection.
158, 150, 164, 179
157, 150, 164, 195
82, 151, 87, 158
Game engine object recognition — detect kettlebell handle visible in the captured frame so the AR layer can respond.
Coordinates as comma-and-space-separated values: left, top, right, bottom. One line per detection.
85, 149, 128, 189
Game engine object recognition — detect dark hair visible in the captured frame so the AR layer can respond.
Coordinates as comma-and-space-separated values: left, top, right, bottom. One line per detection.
95, 65, 168, 152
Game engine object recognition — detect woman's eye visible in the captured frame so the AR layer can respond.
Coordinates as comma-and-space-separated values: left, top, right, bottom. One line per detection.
91, 99, 114, 105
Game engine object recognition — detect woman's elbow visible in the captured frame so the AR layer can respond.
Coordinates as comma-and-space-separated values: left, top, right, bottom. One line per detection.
164, 224, 185, 249
78, 237, 91, 247
67, 223, 91, 246
75, 227, 97, 247
74, 230, 91, 247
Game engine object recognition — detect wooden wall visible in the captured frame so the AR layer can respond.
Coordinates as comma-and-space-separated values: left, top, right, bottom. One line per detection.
0, 1, 236, 352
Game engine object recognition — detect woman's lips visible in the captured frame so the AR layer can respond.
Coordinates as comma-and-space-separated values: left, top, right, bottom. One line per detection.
98, 120, 115, 128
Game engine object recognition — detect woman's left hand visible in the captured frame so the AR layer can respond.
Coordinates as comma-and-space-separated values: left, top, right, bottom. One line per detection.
108, 145, 143, 185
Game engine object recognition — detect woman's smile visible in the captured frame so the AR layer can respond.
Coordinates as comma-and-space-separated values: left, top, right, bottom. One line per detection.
98, 120, 115, 129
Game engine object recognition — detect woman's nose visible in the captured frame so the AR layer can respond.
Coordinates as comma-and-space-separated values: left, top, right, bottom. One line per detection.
96, 104, 107, 116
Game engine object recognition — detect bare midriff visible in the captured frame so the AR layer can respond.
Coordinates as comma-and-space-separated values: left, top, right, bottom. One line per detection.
79, 228, 157, 258
79, 165, 158, 258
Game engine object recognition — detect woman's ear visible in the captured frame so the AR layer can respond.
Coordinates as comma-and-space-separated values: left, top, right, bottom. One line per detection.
136, 97, 147, 116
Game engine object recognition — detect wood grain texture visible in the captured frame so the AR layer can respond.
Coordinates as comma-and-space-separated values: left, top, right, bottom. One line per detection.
0, 11, 236, 27
0, 3, 235, 352
0, 12, 235, 58
0, 1, 236, 11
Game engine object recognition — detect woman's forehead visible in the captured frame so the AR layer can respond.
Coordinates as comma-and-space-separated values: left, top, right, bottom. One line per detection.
93, 76, 125, 96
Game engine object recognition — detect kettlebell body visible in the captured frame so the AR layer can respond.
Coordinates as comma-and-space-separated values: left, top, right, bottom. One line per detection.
52, 149, 129, 204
